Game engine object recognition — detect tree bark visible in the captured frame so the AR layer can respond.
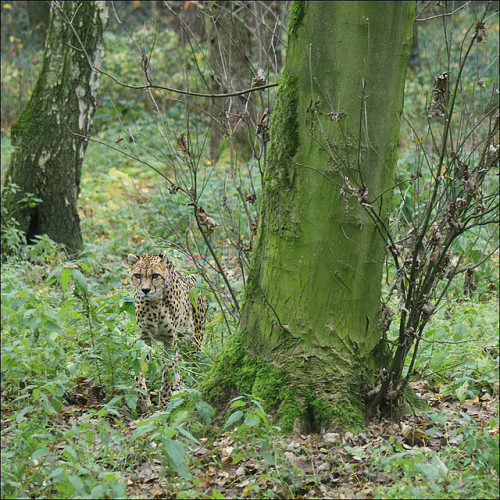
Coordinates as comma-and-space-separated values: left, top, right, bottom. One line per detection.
4, 1, 108, 255
202, 1, 415, 432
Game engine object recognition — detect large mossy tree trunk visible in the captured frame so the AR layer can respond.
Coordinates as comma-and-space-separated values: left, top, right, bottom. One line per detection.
4, 1, 108, 255
202, 1, 415, 432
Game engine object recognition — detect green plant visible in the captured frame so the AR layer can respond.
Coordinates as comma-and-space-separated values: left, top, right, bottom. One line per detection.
0, 183, 42, 257
224, 395, 277, 434
1, 4, 498, 498
411, 300, 499, 398
371, 412, 499, 499
1, 406, 128, 499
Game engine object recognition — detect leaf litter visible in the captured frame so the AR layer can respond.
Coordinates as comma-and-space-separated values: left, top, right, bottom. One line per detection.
3, 376, 496, 499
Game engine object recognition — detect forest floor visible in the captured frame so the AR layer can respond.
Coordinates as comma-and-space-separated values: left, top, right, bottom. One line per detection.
127, 384, 499, 498
2, 4, 499, 498
3, 378, 496, 499
123, 382, 500, 498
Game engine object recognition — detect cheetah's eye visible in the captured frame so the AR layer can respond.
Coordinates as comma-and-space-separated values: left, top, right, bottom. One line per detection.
134, 273, 142, 279
152, 273, 160, 279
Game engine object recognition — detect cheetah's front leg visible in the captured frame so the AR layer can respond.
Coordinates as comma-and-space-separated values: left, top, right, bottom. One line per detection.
135, 341, 153, 415
158, 336, 183, 410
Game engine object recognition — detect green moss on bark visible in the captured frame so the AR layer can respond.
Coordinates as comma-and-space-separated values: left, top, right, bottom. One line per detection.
201, 330, 364, 433
287, 1, 307, 40
242, 68, 300, 302
4, 1, 106, 255
10, 73, 49, 148
265, 69, 299, 198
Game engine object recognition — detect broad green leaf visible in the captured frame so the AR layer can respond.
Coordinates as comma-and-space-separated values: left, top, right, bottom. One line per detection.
176, 425, 200, 444
43, 320, 64, 336
46, 466, 65, 481
344, 445, 365, 457
139, 358, 149, 374
232, 451, 245, 465
263, 452, 275, 465
431, 454, 449, 477
170, 409, 190, 426
244, 415, 259, 427
67, 475, 85, 495
229, 395, 245, 403
103, 395, 123, 413
120, 297, 136, 317
32, 446, 50, 461
91, 484, 107, 499
189, 288, 199, 312
195, 400, 214, 425
129, 423, 156, 444
224, 410, 244, 429
187, 388, 202, 402
164, 397, 185, 414
46, 267, 62, 285
27, 315, 42, 330
97, 408, 108, 419
15, 404, 35, 422
71, 268, 89, 294
425, 426, 440, 436
76, 262, 90, 272
60, 268, 72, 293
165, 439, 191, 479
456, 380, 469, 403
63, 445, 77, 460
41, 395, 57, 414
110, 482, 126, 498
251, 399, 266, 413
419, 455, 448, 483
453, 322, 468, 341
229, 399, 247, 409
125, 394, 138, 411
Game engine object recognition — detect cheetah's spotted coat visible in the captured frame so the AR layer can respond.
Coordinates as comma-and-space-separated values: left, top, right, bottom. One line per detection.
128, 250, 206, 413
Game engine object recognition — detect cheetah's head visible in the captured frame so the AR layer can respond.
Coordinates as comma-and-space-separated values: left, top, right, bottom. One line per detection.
128, 250, 169, 301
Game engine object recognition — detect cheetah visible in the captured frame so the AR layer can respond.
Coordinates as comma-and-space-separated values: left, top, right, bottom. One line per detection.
127, 250, 206, 414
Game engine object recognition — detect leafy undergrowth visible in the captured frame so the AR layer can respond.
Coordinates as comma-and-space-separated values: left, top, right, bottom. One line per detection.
1, 6, 499, 497
120, 388, 499, 499
1, 240, 498, 498
1, 378, 498, 499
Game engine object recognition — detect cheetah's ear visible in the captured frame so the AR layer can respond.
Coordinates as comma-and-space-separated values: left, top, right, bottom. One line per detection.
159, 250, 169, 260
127, 253, 140, 265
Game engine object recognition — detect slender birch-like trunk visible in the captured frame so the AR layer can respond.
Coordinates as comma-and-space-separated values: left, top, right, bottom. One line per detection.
4, 1, 108, 255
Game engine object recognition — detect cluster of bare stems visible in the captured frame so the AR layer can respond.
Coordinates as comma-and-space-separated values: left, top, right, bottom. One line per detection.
65, 1, 287, 341
310, 5, 498, 416
371, 6, 498, 416
296, 3, 498, 416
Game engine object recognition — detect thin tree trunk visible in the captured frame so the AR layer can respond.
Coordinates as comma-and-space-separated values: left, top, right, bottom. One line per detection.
204, 1, 253, 164
202, 1, 415, 432
4, 1, 107, 255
